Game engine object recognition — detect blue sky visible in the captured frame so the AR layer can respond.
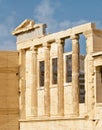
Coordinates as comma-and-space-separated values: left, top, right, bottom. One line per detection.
0, 0, 102, 50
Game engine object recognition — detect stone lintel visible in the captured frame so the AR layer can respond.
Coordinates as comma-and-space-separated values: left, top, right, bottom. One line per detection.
71, 22, 96, 35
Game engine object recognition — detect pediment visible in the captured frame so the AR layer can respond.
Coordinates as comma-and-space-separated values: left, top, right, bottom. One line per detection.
12, 19, 35, 35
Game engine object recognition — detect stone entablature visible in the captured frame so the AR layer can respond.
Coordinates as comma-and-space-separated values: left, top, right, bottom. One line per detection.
14, 22, 95, 50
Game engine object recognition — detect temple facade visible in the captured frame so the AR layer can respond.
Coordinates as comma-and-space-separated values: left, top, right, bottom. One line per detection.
1, 19, 102, 130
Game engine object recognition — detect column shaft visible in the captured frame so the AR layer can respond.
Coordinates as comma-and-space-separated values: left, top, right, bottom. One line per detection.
44, 44, 50, 116
72, 35, 79, 115
57, 39, 64, 116
31, 47, 37, 116
84, 31, 95, 117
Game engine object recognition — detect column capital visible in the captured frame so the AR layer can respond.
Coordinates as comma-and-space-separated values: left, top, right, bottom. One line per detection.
30, 46, 38, 52
19, 49, 25, 53
56, 39, 64, 44
70, 34, 79, 40
43, 42, 50, 48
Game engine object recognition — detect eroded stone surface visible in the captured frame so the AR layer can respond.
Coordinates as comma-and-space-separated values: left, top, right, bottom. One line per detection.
1, 19, 102, 130
13, 20, 102, 130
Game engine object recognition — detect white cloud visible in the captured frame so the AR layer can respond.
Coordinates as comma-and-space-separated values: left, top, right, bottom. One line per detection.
34, 0, 58, 32
35, 0, 54, 20
34, 0, 88, 33
59, 20, 88, 30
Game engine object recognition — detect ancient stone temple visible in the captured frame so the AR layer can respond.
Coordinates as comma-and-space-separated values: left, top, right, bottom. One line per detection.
1, 19, 102, 130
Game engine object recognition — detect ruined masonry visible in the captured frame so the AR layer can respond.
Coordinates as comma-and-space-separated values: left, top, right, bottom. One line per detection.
0, 19, 102, 130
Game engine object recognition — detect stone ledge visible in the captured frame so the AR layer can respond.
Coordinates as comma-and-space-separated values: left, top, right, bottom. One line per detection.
19, 115, 88, 122
92, 51, 102, 57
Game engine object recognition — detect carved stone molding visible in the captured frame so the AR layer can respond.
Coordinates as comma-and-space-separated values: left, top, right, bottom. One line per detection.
83, 30, 94, 39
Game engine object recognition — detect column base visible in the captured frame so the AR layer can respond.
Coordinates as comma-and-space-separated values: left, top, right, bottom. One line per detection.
70, 113, 79, 117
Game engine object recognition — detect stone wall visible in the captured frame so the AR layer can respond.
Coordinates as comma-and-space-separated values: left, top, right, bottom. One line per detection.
0, 51, 18, 130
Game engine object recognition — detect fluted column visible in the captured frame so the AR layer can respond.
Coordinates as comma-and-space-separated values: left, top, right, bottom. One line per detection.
71, 35, 79, 116
19, 49, 26, 119
30, 46, 38, 117
57, 39, 64, 116
44, 43, 50, 116
84, 31, 95, 117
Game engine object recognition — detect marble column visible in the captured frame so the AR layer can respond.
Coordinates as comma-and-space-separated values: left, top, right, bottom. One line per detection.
71, 35, 79, 116
30, 47, 38, 117
57, 39, 64, 116
19, 49, 26, 119
84, 31, 94, 117
44, 43, 50, 116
